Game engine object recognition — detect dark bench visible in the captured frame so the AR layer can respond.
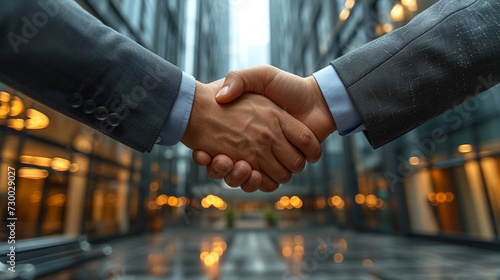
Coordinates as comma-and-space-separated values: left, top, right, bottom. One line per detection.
0, 236, 111, 279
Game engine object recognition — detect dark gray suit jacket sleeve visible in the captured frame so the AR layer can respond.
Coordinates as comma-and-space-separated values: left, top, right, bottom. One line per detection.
0, 0, 182, 152
332, 0, 500, 148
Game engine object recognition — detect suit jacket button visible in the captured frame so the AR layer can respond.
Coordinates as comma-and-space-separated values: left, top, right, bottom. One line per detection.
94, 106, 109, 120
107, 113, 121, 127
70, 93, 83, 108
82, 100, 96, 114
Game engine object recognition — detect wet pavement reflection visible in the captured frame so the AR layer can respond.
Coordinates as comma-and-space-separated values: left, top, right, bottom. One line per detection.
41, 227, 500, 280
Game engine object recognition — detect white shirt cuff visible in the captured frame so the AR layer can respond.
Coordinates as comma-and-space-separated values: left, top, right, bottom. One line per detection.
313, 65, 365, 136
158, 72, 196, 145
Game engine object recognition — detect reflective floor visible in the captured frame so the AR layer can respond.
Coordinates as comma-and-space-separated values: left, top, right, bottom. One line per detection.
41, 227, 500, 280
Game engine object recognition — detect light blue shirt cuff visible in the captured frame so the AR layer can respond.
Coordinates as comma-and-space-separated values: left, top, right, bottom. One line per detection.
313, 65, 365, 136
158, 72, 196, 146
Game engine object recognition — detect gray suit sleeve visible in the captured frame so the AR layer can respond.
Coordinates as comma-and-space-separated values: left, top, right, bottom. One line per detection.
0, 0, 183, 152
332, 0, 500, 148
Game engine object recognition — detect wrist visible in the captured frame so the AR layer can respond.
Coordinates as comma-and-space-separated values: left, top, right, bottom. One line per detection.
181, 81, 206, 149
305, 76, 337, 139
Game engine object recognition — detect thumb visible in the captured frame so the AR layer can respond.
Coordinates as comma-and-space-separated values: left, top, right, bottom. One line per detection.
215, 70, 246, 104
215, 65, 279, 104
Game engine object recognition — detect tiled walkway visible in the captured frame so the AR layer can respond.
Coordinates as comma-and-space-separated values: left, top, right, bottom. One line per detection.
41, 227, 500, 280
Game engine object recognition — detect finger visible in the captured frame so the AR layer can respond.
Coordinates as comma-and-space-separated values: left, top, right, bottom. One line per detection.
259, 172, 280, 192
259, 155, 293, 185
216, 66, 280, 104
240, 170, 262, 193
192, 150, 213, 166
271, 133, 306, 174
224, 160, 253, 188
280, 112, 322, 163
206, 155, 234, 180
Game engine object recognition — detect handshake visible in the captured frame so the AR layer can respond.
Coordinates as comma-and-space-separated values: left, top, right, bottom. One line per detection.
180, 65, 337, 193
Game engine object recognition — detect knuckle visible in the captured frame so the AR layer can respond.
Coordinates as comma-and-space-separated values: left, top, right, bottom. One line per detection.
226, 70, 240, 79
298, 128, 313, 146
278, 171, 292, 184
256, 128, 273, 145
292, 155, 306, 173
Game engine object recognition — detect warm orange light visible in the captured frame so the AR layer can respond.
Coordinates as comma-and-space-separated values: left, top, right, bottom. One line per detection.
355, 194, 365, 204
294, 235, 304, 245
206, 195, 216, 205
168, 196, 178, 207
212, 247, 223, 256
383, 23, 393, 33
376, 198, 384, 208
203, 255, 215, 266
334, 253, 344, 263
201, 198, 210, 208
7, 119, 24, 130
336, 200, 345, 209
365, 195, 377, 206
445, 192, 454, 202
69, 163, 79, 172
363, 259, 374, 266
150, 182, 159, 192
218, 202, 227, 210
47, 193, 66, 206
0, 91, 10, 103
436, 192, 447, 203
428, 192, 436, 202
458, 144, 473, 153
331, 195, 342, 206
9, 97, 24, 117
25, 109, 49, 129
339, 239, 348, 251
0, 104, 9, 118
282, 246, 292, 257
19, 167, 48, 179
391, 3, 405, 22
401, 0, 418, 11
36, 157, 52, 167
214, 197, 224, 208
280, 196, 290, 206
220, 241, 227, 251
148, 201, 157, 210
209, 252, 219, 262
51, 157, 70, 172
315, 197, 326, 209
275, 201, 285, 210
200, 251, 209, 261
290, 196, 301, 207
294, 245, 304, 254
339, 9, 350, 21
409, 156, 420, 166
156, 195, 168, 206
345, 0, 355, 9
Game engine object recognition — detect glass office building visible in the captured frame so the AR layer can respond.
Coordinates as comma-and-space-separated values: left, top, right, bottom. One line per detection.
270, 0, 500, 243
1, 0, 500, 279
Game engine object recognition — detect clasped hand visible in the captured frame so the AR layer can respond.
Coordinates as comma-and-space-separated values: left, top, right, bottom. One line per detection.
182, 66, 337, 192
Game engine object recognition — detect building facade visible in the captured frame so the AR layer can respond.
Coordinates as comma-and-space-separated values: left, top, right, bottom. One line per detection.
269, 0, 500, 244
0, 0, 229, 242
